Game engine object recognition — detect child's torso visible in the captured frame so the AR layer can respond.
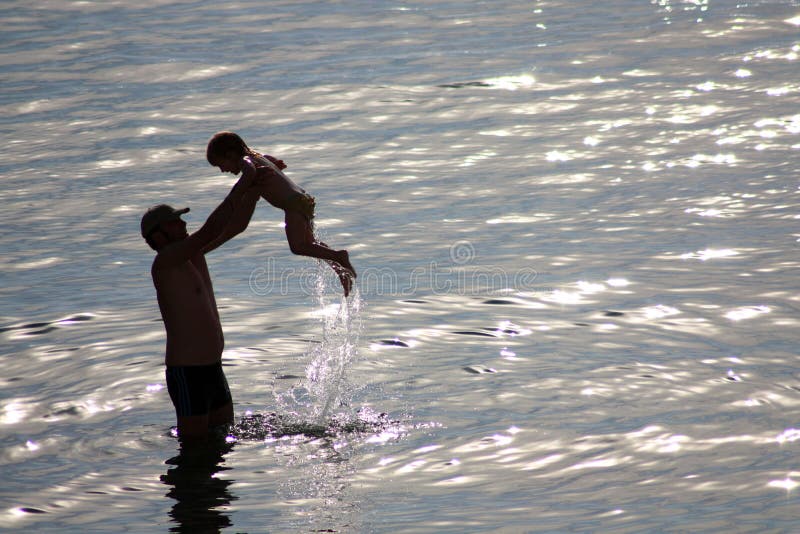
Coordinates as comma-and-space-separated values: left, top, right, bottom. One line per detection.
247, 154, 305, 210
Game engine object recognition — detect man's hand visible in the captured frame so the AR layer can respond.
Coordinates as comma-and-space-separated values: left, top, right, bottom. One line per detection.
239, 158, 258, 188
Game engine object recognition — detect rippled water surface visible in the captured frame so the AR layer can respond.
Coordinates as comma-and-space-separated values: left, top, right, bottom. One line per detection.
3, 0, 800, 531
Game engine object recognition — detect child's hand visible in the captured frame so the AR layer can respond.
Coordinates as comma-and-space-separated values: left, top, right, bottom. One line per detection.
253, 162, 283, 180
264, 154, 287, 170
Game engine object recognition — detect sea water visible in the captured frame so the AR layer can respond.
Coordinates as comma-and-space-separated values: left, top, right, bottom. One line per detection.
2, 0, 800, 532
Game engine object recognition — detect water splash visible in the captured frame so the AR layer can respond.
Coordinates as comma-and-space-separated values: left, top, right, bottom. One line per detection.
258, 262, 364, 436
229, 267, 415, 442
232, 408, 396, 441
306, 264, 363, 423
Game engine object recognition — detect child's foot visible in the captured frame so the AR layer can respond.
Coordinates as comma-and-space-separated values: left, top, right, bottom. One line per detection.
326, 261, 354, 297
337, 250, 356, 278
337, 269, 353, 297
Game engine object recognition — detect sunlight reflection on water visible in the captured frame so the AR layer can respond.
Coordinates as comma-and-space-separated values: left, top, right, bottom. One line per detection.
2, 0, 800, 531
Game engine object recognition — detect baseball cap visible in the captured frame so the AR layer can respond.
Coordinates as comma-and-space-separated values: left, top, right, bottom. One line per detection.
140, 204, 190, 238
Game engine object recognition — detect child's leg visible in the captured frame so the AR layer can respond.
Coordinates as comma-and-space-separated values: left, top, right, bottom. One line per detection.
285, 212, 355, 295
285, 212, 332, 258
284, 212, 353, 270
314, 238, 356, 297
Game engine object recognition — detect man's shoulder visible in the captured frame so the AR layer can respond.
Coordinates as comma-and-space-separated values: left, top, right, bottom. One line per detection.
151, 253, 172, 281
152, 251, 208, 290
152, 242, 199, 273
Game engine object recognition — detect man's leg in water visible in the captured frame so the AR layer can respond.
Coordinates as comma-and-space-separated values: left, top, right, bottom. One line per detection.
176, 403, 232, 442
168, 364, 233, 442
209, 401, 234, 428
176, 414, 212, 442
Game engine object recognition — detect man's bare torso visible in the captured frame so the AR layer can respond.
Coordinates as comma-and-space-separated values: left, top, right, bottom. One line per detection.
152, 253, 224, 367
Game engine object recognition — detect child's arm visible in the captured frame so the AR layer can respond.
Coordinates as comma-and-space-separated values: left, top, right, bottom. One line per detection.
262, 154, 287, 170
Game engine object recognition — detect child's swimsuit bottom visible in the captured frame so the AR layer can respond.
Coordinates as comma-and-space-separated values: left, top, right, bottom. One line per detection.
284, 192, 316, 221
166, 362, 232, 417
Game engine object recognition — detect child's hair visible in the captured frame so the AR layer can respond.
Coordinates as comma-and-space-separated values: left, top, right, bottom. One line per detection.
206, 131, 258, 164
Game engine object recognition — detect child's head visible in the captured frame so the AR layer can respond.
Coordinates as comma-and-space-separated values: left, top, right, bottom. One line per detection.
206, 131, 251, 174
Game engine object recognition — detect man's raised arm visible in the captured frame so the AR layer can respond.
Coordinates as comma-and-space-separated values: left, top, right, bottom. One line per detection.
154, 173, 256, 269
203, 187, 260, 254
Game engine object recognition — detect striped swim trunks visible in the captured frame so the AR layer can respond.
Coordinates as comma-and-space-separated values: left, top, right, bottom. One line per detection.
165, 362, 232, 417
